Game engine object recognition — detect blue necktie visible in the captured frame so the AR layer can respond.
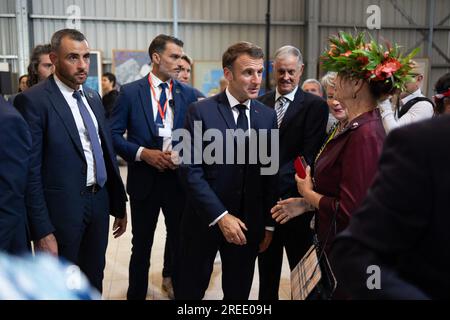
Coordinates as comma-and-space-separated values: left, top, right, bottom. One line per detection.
235, 104, 249, 132
72, 90, 107, 187
155, 82, 169, 126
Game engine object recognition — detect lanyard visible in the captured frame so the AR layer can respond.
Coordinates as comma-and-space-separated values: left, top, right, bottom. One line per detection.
148, 74, 173, 122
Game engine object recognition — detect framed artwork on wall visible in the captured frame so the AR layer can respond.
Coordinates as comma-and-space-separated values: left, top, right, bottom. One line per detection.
193, 61, 223, 97
85, 50, 102, 96
112, 50, 151, 86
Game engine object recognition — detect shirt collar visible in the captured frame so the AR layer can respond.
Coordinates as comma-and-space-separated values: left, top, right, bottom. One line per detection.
275, 86, 298, 102
401, 88, 423, 105
54, 74, 85, 97
225, 88, 251, 110
150, 72, 171, 89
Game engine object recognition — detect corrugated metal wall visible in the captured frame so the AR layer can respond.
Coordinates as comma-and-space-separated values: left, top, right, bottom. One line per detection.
28, 0, 304, 64
1, 0, 449, 94
0, 0, 18, 61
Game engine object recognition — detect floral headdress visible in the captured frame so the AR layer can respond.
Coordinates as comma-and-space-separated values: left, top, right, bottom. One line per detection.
321, 31, 420, 91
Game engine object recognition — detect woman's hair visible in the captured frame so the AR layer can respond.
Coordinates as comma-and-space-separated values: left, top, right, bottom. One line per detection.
321, 72, 337, 91
368, 78, 396, 100
434, 72, 450, 114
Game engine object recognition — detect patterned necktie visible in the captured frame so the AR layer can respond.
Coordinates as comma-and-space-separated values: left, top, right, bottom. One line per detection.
155, 82, 169, 125
275, 96, 288, 128
72, 90, 107, 187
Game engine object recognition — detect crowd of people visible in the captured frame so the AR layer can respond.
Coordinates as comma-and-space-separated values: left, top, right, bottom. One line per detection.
1, 28, 449, 300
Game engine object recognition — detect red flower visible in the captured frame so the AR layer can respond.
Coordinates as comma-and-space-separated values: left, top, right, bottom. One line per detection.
374, 58, 402, 80
357, 56, 369, 66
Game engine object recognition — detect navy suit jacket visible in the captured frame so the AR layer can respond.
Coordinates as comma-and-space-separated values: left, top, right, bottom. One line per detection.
110, 75, 198, 200
14, 76, 127, 242
258, 88, 328, 199
331, 115, 450, 299
179, 92, 279, 243
0, 97, 31, 253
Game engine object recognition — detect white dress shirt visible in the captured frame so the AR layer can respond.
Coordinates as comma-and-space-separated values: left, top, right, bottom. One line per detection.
136, 72, 174, 160
379, 88, 434, 133
54, 74, 101, 186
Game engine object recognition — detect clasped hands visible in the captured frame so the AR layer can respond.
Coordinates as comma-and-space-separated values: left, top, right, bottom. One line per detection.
141, 148, 179, 171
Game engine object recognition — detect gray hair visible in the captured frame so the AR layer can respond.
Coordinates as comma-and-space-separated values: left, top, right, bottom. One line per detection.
320, 72, 338, 90
302, 78, 323, 92
274, 45, 303, 67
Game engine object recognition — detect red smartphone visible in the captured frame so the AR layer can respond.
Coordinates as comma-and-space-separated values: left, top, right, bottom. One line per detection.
294, 156, 308, 179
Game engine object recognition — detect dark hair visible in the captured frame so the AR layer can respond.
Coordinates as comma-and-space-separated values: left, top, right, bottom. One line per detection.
434, 72, 450, 114
51, 28, 87, 52
181, 54, 193, 66
18, 74, 28, 92
368, 78, 396, 100
148, 34, 184, 62
222, 42, 264, 70
102, 72, 116, 88
27, 44, 52, 87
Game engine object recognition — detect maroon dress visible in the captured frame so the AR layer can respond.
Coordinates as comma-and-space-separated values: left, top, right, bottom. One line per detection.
314, 108, 386, 253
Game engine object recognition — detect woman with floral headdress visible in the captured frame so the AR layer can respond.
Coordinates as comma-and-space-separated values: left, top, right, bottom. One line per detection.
272, 32, 418, 255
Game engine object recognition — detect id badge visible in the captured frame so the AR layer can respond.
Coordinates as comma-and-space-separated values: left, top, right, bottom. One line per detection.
158, 125, 172, 138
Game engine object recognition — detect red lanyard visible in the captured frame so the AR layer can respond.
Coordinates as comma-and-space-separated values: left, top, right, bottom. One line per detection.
148, 74, 173, 122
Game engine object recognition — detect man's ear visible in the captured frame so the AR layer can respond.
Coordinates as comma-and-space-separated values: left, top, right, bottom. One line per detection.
49, 52, 57, 65
152, 52, 160, 65
224, 67, 233, 82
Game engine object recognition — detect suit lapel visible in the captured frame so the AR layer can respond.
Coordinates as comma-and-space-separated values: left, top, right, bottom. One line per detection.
46, 77, 84, 158
138, 77, 158, 137
172, 81, 185, 129
217, 92, 237, 129
280, 88, 304, 135
250, 100, 260, 131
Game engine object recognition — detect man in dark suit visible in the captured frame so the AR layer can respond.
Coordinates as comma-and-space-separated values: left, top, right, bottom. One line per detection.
0, 96, 31, 254
176, 42, 278, 300
14, 29, 127, 293
331, 115, 450, 299
110, 34, 198, 300
257, 46, 328, 300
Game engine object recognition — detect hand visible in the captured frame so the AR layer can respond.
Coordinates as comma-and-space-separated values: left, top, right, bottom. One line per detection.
271, 198, 311, 224
295, 166, 314, 197
140, 148, 174, 171
163, 151, 178, 170
35, 233, 58, 256
218, 213, 248, 246
113, 215, 127, 238
259, 230, 273, 253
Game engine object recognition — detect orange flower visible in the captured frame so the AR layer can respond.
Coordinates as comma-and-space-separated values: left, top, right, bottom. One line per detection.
341, 50, 352, 57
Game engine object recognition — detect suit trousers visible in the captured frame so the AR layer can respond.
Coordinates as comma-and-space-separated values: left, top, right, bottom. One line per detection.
127, 171, 184, 300
258, 212, 313, 300
57, 186, 110, 293
177, 225, 259, 300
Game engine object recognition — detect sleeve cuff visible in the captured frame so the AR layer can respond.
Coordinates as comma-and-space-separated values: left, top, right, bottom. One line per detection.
209, 211, 228, 227
136, 147, 144, 161
265, 226, 275, 231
